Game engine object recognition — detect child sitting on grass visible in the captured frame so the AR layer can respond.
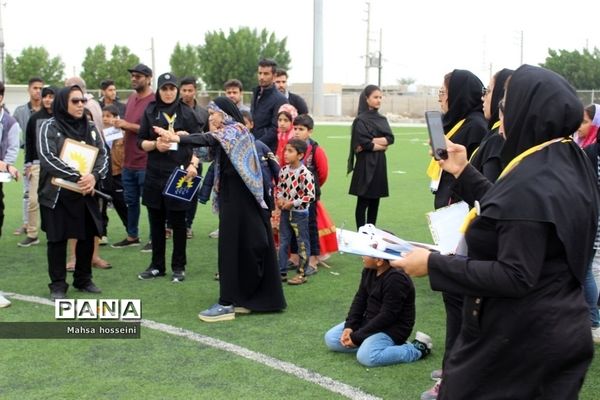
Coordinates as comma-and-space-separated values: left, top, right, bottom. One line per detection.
324, 251, 432, 367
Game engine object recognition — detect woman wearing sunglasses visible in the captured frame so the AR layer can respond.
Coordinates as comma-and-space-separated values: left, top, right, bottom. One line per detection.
38, 85, 109, 300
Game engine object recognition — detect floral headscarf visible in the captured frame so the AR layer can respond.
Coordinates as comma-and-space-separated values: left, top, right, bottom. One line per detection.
207, 100, 267, 212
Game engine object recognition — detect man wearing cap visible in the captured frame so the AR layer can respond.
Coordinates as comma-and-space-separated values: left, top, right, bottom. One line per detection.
111, 64, 155, 250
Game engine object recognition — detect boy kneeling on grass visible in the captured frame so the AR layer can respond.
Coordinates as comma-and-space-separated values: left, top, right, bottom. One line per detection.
324, 251, 432, 367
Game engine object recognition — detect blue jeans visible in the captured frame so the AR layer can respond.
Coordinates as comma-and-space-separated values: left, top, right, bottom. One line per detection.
324, 322, 422, 367
122, 168, 145, 238
278, 209, 310, 275
584, 255, 600, 328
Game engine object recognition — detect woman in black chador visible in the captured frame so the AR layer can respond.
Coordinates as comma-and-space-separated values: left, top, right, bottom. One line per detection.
395, 65, 598, 399
157, 96, 286, 322
347, 84, 394, 229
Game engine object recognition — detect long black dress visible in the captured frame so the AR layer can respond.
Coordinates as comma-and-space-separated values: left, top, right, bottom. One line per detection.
347, 110, 394, 199
179, 132, 286, 312
430, 65, 598, 399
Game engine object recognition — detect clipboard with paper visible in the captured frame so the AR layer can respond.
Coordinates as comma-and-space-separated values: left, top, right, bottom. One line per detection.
426, 201, 470, 255
51, 138, 99, 193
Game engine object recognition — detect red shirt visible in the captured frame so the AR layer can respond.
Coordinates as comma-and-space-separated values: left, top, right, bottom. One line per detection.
123, 91, 155, 170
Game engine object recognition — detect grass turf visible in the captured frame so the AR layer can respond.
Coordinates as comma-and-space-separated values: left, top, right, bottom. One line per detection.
0, 124, 598, 399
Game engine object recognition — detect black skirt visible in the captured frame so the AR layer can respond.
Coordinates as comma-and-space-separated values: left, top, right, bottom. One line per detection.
40, 191, 102, 242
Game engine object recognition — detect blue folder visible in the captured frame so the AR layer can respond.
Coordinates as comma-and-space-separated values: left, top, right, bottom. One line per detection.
163, 168, 202, 202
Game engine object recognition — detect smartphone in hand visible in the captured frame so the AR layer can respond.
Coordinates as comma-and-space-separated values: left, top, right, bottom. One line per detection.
425, 111, 448, 160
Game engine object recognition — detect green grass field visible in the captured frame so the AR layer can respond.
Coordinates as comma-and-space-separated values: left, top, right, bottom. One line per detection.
0, 125, 598, 399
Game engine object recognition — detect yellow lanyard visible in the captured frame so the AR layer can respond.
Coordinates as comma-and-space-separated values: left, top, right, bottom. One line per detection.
163, 113, 177, 132
460, 137, 569, 233
426, 119, 465, 180
468, 120, 502, 162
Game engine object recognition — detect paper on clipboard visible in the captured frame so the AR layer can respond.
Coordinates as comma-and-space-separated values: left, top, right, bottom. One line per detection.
51, 138, 99, 193
426, 201, 469, 254
336, 224, 417, 260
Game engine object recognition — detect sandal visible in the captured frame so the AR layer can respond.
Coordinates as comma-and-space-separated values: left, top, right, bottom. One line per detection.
92, 258, 112, 269
287, 274, 307, 285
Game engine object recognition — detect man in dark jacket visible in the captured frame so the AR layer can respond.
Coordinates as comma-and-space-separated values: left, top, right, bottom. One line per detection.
275, 69, 309, 115
251, 58, 288, 152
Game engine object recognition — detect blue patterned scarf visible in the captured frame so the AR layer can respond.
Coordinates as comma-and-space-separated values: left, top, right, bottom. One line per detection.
208, 102, 267, 212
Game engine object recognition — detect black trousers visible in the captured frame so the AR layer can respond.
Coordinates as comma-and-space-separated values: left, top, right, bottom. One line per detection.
355, 196, 380, 229
0, 183, 4, 237
442, 292, 464, 368
47, 211, 96, 292
148, 205, 187, 272
102, 174, 128, 234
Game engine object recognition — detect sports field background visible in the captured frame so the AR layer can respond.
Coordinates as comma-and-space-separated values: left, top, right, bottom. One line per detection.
0, 125, 598, 399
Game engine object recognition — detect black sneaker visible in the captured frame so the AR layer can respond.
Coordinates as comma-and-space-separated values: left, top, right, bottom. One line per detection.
74, 282, 102, 293
412, 331, 433, 358
111, 237, 140, 248
50, 290, 67, 300
18, 236, 40, 247
140, 241, 152, 253
171, 270, 186, 283
138, 268, 165, 280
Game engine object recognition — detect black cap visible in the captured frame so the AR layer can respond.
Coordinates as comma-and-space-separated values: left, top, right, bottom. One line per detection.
157, 73, 178, 89
127, 63, 152, 77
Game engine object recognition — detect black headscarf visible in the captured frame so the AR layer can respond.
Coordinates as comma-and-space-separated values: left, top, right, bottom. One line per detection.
212, 96, 244, 124
480, 65, 598, 283
488, 68, 514, 129
145, 77, 200, 132
52, 85, 93, 140
443, 70, 484, 132
500, 65, 584, 165
347, 85, 393, 173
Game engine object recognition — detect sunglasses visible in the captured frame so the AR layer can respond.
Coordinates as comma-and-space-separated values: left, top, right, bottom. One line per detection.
70, 97, 88, 105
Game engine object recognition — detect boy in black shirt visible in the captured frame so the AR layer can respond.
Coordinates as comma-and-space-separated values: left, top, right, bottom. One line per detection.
324, 252, 432, 367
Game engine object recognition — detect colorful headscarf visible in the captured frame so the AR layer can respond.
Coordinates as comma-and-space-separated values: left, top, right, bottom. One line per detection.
207, 100, 267, 212
276, 103, 298, 163
580, 104, 600, 148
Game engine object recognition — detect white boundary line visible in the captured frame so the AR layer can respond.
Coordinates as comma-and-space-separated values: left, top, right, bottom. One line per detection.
5, 292, 382, 400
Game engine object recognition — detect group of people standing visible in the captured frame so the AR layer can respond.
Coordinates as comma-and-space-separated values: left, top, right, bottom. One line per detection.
0, 56, 598, 399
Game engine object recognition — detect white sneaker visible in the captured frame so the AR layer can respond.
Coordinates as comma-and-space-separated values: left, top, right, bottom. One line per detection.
415, 331, 433, 350
592, 327, 600, 344
0, 294, 11, 308
208, 229, 219, 239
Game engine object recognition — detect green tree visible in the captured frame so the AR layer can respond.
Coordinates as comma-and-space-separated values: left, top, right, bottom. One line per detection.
105, 46, 140, 89
169, 42, 203, 84
5, 46, 65, 86
81, 45, 109, 89
541, 47, 600, 89
197, 27, 291, 90
81, 45, 140, 90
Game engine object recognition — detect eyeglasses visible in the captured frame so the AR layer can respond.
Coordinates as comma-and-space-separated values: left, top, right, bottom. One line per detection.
438, 89, 446, 96
482, 87, 489, 96
70, 98, 88, 105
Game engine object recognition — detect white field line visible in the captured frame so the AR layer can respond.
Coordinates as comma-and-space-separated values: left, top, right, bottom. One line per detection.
5, 292, 382, 400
